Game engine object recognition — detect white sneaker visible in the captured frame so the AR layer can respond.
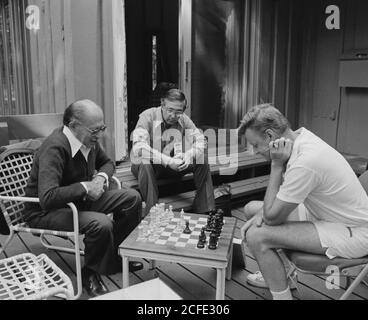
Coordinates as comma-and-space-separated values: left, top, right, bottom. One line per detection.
246, 271, 297, 290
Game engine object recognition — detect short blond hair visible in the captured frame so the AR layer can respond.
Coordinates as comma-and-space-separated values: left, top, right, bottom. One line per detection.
238, 104, 290, 135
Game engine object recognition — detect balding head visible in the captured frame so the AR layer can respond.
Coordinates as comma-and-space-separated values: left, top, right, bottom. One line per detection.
64, 99, 103, 127
64, 99, 106, 147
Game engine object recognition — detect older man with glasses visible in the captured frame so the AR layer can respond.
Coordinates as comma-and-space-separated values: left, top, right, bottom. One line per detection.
131, 89, 215, 216
24, 99, 143, 298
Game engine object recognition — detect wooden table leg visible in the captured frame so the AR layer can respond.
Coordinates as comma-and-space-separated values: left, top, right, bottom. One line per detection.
226, 243, 233, 280
122, 256, 130, 288
149, 260, 156, 270
216, 268, 226, 300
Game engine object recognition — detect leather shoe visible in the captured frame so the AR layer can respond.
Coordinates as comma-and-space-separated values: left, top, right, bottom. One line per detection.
82, 271, 109, 297
129, 261, 143, 272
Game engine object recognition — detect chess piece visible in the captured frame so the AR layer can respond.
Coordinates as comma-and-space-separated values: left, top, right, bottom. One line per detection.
197, 228, 206, 249
208, 232, 218, 250
199, 228, 207, 242
168, 205, 174, 219
214, 215, 222, 235
216, 209, 224, 225
183, 220, 192, 234
179, 209, 185, 229
197, 240, 205, 249
206, 210, 216, 232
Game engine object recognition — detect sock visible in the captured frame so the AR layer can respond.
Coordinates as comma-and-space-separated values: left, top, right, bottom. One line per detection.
270, 287, 293, 300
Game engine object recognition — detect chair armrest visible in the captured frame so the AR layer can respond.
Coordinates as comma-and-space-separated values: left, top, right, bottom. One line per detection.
66, 202, 79, 233
111, 176, 122, 190
0, 196, 40, 203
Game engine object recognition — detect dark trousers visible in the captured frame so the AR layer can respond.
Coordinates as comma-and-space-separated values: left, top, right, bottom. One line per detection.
131, 161, 215, 216
28, 187, 142, 275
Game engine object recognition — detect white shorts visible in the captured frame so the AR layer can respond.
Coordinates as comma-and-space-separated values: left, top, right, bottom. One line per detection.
292, 204, 368, 259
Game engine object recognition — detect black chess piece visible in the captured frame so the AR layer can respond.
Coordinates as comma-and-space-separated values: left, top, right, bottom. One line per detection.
215, 211, 224, 227
199, 228, 207, 242
208, 232, 218, 250
197, 240, 205, 249
197, 228, 206, 249
183, 220, 192, 234
214, 224, 222, 238
206, 210, 216, 231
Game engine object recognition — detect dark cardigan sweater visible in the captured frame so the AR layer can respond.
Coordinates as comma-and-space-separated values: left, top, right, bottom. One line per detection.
25, 127, 115, 221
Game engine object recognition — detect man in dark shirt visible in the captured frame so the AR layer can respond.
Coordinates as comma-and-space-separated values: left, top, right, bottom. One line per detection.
131, 89, 215, 215
25, 99, 143, 297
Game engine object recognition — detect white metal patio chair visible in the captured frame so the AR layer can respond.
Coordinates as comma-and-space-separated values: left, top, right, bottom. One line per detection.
0, 253, 74, 300
283, 170, 368, 300
0, 147, 122, 300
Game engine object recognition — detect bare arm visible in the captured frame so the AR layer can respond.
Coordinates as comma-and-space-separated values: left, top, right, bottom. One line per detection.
263, 138, 298, 225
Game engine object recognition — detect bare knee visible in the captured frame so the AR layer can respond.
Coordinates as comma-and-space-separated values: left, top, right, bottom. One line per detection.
245, 226, 269, 255
244, 201, 263, 220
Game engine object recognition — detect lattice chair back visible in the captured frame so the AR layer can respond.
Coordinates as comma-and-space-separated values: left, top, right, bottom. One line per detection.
0, 148, 35, 227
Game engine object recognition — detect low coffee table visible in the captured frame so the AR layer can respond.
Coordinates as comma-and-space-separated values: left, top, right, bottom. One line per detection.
119, 212, 237, 300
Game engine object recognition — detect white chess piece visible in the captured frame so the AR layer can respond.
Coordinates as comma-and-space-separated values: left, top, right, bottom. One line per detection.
168, 205, 174, 220
180, 209, 185, 229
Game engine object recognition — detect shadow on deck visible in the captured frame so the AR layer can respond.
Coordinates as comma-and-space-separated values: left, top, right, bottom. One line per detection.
1, 206, 368, 300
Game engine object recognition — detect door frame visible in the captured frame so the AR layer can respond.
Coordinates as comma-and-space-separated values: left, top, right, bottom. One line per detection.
178, 0, 192, 117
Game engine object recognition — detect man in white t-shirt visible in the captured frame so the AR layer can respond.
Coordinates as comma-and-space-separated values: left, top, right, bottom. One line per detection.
239, 104, 368, 300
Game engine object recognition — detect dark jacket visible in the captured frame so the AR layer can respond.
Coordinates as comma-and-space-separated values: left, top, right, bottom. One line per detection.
25, 127, 115, 221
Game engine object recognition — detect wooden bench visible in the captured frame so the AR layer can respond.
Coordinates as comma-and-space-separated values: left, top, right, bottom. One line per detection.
116, 150, 270, 189
160, 175, 270, 211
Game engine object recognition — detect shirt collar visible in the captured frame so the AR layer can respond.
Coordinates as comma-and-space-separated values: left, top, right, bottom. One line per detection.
153, 107, 184, 130
287, 127, 305, 168
63, 126, 90, 158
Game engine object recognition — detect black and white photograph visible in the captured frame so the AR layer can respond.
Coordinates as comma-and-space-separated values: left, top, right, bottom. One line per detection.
1, 0, 368, 307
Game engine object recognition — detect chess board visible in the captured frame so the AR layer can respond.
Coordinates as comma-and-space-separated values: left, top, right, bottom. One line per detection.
138, 216, 224, 250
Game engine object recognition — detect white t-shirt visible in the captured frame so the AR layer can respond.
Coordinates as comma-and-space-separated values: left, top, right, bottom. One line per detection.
277, 128, 368, 227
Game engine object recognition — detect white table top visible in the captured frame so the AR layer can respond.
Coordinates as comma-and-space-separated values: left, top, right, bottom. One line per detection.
90, 278, 182, 300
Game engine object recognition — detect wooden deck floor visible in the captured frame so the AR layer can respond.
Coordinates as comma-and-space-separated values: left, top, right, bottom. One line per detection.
1, 206, 368, 300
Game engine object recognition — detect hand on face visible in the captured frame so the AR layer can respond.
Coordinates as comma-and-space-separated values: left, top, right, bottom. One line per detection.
269, 137, 293, 167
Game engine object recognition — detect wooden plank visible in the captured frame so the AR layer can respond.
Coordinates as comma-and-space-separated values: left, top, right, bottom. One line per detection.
160, 176, 269, 211
2, 205, 368, 300
117, 151, 269, 189
37, 0, 50, 113
63, 0, 75, 104
175, 262, 265, 300
134, 263, 198, 300
50, 0, 66, 112
154, 261, 221, 300
1, 1, 13, 115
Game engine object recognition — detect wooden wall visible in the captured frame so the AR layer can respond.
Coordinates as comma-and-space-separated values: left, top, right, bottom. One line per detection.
26, 0, 74, 114
24, 0, 128, 160
337, 0, 368, 157
298, 0, 368, 157
247, 0, 303, 130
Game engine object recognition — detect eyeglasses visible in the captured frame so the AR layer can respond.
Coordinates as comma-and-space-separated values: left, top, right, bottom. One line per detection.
163, 105, 184, 116
80, 124, 107, 135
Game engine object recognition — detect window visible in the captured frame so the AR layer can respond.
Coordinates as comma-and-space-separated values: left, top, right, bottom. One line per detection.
0, 0, 31, 115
